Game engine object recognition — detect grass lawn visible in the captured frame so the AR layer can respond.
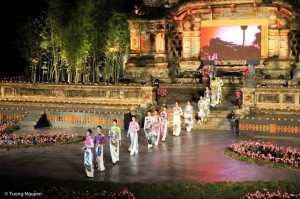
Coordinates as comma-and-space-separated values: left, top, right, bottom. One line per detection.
1, 174, 300, 199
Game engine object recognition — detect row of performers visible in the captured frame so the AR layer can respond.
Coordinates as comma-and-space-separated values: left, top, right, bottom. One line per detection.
82, 94, 214, 178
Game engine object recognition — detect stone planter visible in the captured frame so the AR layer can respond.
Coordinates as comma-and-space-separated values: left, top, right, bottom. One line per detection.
157, 96, 167, 105
201, 75, 210, 86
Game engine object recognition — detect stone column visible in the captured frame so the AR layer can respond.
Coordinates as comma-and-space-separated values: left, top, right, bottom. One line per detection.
278, 29, 289, 59
241, 88, 256, 108
268, 29, 279, 57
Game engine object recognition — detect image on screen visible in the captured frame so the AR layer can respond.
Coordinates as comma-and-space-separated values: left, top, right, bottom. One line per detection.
200, 25, 261, 61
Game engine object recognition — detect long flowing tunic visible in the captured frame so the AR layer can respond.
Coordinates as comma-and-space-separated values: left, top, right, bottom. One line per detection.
184, 105, 194, 132
95, 134, 106, 171
210, 80, 217, 105
109, 126, 121, 164
144, 116, 154, 145
197, 99, 206, 122
152, 115, 161, 145
84, 136, 94, 177
128, 121, 140, 153
216, 79, 224, 103
160, 111, 169, 141
173, 106, 183, 136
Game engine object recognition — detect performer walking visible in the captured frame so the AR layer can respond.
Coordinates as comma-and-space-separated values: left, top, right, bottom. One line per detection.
108, 119, 122, 165
173, 101, 183, 136
152, 110, 161, 145
82, 129, 94, 178
197, 96, 206, 124
160, 106, 169, 142
95, 126, 106, 171
203, 86, 211, 115
144, 110, 154, 148
127, 116, 140, 155
184, 101, 194, 132
216, 76, 224, 105
210, 78, 217, 106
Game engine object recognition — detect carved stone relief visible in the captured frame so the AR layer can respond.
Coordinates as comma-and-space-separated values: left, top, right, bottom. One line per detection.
109, 91, 120, 99
124, 91, 140, 98
66, 90, 106, 98
258, 94, 279, 103
283, 95, 295, 103
20, 88, 51, 96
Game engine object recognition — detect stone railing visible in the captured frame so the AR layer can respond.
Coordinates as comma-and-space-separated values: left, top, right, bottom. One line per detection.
0, 82, 155, 106
242, 86, 300, 110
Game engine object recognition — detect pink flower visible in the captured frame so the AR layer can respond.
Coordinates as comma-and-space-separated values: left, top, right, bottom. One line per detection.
240, 66, 251, 76
157, 88, 168, 96
199, 66, 212, 75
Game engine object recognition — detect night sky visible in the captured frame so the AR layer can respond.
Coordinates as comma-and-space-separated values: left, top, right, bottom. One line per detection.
0, 0, 46, 77
0, 0, 139, 78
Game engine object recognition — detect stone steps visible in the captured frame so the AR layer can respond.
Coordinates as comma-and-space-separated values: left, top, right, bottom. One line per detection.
157, 83, 236, 131
19, 110, 43, 127
158, 83, 241, 106
166, 106, 234, 131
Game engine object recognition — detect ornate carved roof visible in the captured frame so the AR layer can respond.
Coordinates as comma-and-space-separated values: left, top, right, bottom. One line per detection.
129, 0, 300, 20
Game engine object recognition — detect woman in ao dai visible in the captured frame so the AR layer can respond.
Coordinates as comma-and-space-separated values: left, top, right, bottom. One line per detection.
184, 101, 194, 132
144, 110, 154, 148
109, 119, 121, 165
197, 96, 206, 124
210, 78, 217, 106
95, 126, 106, 171
152, 110, 161, 145
160, 106, 169, 142
82, 129, 94, 178
216, 76, 224, 104
204, 86, 211, 115
127, 116, 140, 155
173, 101, 183, 136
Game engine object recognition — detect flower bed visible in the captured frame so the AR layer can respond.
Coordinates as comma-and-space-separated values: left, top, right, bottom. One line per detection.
40, 187, 136, 199
0, 122, 19, 134
228, 140, 300, 168
243, 189, 300, 199
0, 132, 80, 148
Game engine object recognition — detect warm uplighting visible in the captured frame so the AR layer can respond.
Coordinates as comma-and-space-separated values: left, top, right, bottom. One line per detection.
253, 3, 259, 11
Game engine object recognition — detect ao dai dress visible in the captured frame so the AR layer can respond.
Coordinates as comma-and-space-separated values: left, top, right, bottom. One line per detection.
144, 116, 154, 146
184, 105, 194, 132
160, 111, 169, 141
173, 106, 183, 136
152, 115, 161, 145
84, 136, 94, 177
109, 125, 121, 164
198, 99, 206, 124
128, 121, 140, 155
95, 134, 106, 171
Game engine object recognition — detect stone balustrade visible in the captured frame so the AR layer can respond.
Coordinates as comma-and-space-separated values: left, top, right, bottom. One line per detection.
0, 82, 155, 106
242, 86, 300, 110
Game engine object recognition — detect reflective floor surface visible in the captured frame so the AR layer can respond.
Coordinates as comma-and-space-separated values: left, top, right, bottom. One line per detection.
1, 127, 300, 183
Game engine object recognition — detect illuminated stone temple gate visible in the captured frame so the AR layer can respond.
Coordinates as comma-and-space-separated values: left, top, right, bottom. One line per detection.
126, 0, 300, 82
125, 0, 300, 135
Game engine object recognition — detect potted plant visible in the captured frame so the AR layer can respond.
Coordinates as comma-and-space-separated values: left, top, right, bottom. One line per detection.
156, 87, 168, 105
199, 66, 212, 85
240, 66, 251, 85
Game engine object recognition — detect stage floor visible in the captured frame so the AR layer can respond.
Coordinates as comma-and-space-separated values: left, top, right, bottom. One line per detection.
0, 127, 300, 183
